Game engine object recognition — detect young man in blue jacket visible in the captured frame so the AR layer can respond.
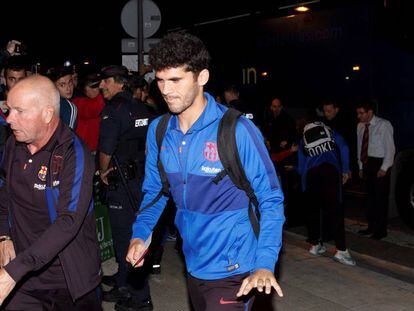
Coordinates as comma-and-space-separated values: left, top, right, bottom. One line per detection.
126, 32, 285, 310
298, 120, 355, 266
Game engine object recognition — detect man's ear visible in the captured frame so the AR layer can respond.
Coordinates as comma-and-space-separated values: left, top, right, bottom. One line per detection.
43, 107, 54, 124
197, 69, 210, 87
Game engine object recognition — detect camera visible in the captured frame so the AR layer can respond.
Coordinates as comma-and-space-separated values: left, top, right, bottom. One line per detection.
14, 43, 26, 55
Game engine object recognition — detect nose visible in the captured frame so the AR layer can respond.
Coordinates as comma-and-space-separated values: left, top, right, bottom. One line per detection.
160, 81, 173, 95
6, 110, 15, 125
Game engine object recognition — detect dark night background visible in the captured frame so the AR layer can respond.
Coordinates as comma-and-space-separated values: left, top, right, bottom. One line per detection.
1, 0, 414, 150
1, 0, 284, 67
3, 0, 412, 66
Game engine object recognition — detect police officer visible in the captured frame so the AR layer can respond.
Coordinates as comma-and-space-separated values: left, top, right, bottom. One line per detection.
97, 65, 153, 310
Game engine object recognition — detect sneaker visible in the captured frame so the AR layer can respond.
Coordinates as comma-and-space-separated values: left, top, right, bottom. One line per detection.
101, 273, 117, 287
115, 297, 154, 311
166, 233, 177, 242
309, 243, 326, 256
102, 286, 131, 302
334, 249, 356, 266
358, 228, 373, 236
370, 232, 387, 240
151, 264, 161, 274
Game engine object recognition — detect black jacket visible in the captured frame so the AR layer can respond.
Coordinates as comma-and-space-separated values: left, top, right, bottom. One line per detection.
0, 122, 101, 300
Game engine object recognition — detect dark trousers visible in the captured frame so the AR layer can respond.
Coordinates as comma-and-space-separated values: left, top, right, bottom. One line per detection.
106, 178, 150, 301
149, 198, 177, 265
4, 287, 101, 311
305, 163, 346, 251
187, 273, 254, 311
362, 157, 390, 235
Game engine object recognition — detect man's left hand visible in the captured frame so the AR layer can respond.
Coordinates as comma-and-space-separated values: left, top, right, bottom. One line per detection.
279, 141, 288, 149
236, 269, 283, 297
0, 268, 16, 306
377, 169, 387, 178
342, 173, 350, 185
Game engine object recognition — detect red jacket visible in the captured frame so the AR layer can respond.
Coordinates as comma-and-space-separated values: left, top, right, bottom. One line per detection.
72, 94, 105, 151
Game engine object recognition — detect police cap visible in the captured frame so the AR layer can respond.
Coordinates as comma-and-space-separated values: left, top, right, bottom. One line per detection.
98, 65, 129, 81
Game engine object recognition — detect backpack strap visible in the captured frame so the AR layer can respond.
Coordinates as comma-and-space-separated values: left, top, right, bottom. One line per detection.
155, 113, 171, 195
138, 113, 171, 214
213, 108, 261, 238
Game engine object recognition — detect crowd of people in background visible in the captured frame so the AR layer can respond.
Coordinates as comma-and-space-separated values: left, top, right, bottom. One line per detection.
0, 34, 396, 311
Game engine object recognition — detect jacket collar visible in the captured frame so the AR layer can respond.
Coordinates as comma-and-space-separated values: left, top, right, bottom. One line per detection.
369, 115, 378, 126
14, 120, 73, 154
108, 91, 133, 104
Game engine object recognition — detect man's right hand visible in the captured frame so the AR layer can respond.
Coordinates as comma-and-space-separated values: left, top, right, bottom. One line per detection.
359, 170, 364, 179
6, 40, 21, 56
0, 268, 16, 306
126, 238, 146, 268
99, 167, 114, 185
0, 240, 16, 267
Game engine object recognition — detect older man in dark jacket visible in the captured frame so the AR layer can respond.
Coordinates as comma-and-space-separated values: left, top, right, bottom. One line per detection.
0, 75, 101, 310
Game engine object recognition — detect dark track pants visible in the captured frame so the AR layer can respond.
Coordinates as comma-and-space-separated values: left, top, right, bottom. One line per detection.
4, 287, 101, 311
187, 272, 254, 311
305, 163, 346, 251
106, 178, 150, 301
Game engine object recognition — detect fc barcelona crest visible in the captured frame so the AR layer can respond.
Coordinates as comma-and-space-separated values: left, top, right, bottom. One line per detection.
203, 142, 219, 162
38, 165, 48, 182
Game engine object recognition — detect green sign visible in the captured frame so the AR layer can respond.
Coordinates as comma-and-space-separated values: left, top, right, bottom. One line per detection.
95, 200, 114, 262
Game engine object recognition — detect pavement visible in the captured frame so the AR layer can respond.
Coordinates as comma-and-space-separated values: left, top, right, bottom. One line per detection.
101, 222, 414, 310
286, 219, 414, 285
101, 183, 414, 310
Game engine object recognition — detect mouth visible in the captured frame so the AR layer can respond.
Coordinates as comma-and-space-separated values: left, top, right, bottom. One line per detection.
165, 96, 179, 103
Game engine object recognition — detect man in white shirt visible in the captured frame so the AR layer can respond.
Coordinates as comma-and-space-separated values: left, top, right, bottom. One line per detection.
356, 100, 395, 240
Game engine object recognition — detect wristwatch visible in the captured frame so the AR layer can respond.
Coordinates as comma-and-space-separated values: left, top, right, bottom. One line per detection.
0, 235, 11, 243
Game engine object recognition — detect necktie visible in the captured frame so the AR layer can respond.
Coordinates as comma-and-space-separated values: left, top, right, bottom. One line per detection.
360, 123, 369, 164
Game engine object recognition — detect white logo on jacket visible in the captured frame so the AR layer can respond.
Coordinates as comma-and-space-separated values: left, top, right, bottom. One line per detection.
34, 183, 46, 190
135, 118, 148, 127
201, 166, 222, 174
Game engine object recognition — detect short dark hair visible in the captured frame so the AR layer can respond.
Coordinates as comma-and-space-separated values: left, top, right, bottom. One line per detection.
129, 73, 148, 92
322, 99, 339, 109
356, 99, 375, 112
149, 32, 210, 74
4, 56, 27, 77
223, 84, 239, 96
47, 66, 73, 82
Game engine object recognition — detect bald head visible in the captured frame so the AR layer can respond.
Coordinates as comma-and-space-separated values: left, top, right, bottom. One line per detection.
6, 75, 61, 153
8, 75, 60, 116
270, 98, 283, 117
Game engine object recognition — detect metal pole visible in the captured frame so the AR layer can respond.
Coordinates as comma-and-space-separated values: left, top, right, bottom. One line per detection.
137, 0, 144, 70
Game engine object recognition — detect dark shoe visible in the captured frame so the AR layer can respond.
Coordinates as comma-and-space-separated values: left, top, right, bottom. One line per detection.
102, 286, 131, 302
101, 273, 117, 287
370, 232, 387, 240
115, 297, 153, 311
151, 264, 161, 274
358, 229, 373, 236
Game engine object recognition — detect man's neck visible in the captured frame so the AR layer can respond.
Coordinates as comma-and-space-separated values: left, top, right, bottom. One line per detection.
366, 114, 375, 124
178, 92, 207, 134
27, 120, 59, 154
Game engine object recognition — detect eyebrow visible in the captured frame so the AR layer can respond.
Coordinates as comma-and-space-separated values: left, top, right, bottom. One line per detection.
156, 76, 182, 82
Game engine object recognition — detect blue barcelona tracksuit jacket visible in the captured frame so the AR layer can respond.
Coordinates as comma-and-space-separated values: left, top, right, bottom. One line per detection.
297, 130, 350, 191
132, 93, 285, 280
